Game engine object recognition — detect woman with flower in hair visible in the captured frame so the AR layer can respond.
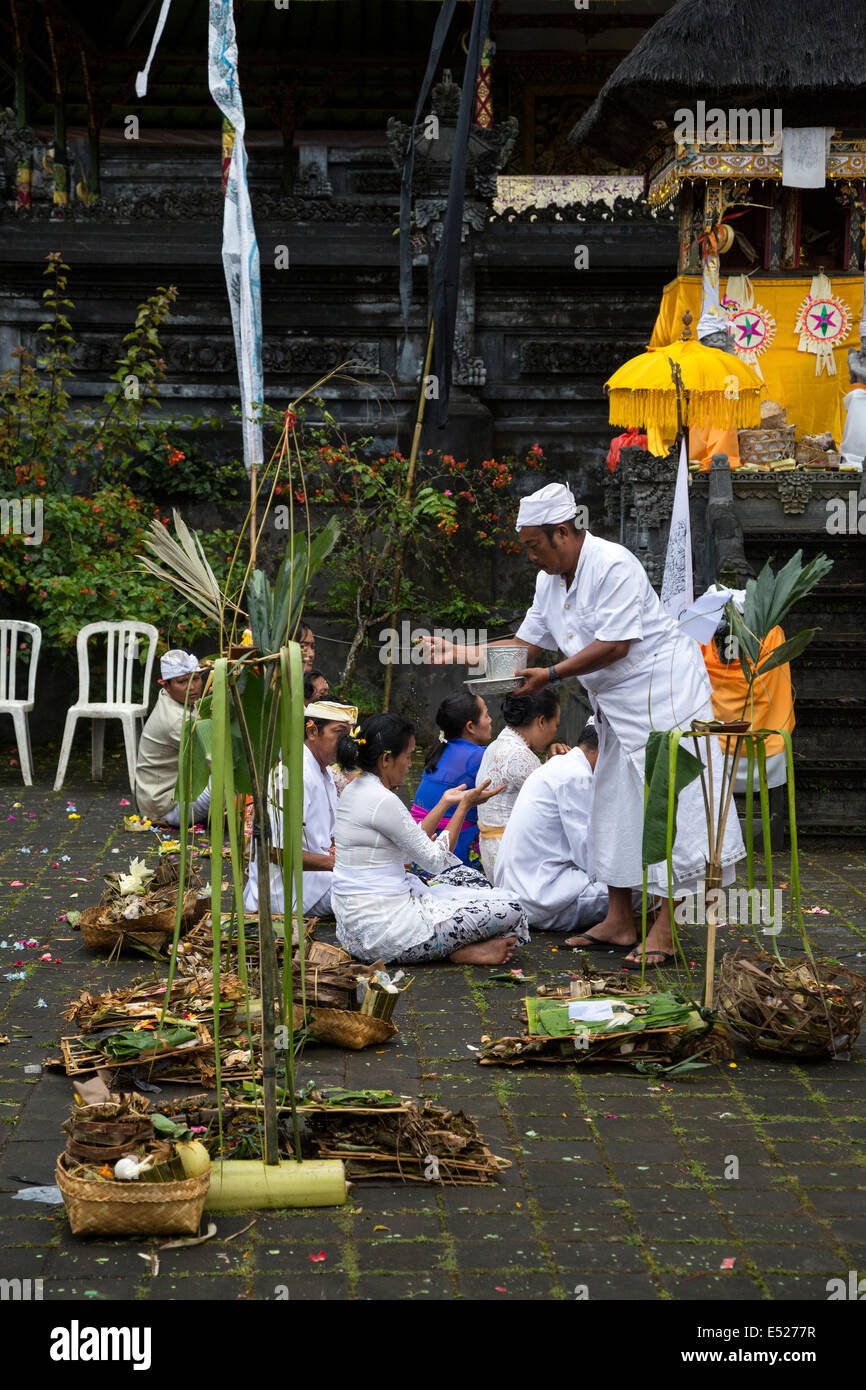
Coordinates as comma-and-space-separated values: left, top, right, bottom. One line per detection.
332, 713, 528, 965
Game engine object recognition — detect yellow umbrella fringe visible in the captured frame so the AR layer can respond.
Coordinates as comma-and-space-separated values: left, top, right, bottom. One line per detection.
608, 388, 763, 434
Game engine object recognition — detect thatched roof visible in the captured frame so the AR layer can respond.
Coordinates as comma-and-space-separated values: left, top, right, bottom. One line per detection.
570, 0, 866, 167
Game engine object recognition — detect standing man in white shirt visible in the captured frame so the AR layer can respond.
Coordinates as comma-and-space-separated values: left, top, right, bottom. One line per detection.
243, 700, 357, 917
494, 723, 609, 932
424, 482, 744, 969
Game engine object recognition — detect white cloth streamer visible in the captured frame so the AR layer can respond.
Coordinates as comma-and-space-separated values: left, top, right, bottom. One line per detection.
135, 0, 174, 99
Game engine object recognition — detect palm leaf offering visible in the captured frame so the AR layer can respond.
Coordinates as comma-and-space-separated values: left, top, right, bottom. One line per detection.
140, 509, 238, 623
480, 981, 735, 1069
81, 1023, 197, 1060
301, 1101, 509, 1184
526, 992, 700, 1039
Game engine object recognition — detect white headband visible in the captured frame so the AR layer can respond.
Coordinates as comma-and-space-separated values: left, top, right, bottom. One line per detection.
160, 650, 199, 680
516, 483, 578, 531
304, 701, 358, 725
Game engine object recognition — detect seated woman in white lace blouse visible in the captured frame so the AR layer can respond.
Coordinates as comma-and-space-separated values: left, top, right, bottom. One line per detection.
476, 688, 567, 880
331, 713, 529, 966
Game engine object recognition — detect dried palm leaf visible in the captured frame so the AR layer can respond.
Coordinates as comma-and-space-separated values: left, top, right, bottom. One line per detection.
140, 510, 243, 623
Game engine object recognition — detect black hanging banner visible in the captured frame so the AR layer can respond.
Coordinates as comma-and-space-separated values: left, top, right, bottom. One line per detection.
431, 0, 492, 429
399, 0, 459, 325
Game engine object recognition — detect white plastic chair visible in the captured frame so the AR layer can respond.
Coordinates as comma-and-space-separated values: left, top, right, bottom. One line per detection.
53, 622, 159, 792
0, 621, 41, 786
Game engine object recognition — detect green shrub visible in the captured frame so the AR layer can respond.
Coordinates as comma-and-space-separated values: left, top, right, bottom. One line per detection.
0, 486, 238, 651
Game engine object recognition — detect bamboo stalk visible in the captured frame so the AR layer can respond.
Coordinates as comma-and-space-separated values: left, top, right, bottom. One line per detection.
744, 738, 760, 948
382, 316, 435, 711
249, 463, 257, 569
205, 1158, 346, 1211
230, 681, 279, 1165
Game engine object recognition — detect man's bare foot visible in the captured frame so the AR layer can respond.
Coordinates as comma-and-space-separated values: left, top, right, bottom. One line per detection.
623, 913, 674, 966
564, 914, 637, 949
450, 935, 518, 966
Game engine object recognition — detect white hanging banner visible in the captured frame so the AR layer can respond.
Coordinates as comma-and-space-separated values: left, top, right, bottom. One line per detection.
135, 0, 174, 99
782, 127, 833, 189
660, 439, 694, 627
207, 0, 264, 473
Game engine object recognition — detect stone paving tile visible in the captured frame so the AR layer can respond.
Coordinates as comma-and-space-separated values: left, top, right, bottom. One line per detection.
659, 1271, 765, 1300
761, 1272, 839, 1300
1, 758, 865, 1302
353, 1273, 454, 1299
456, 1270, 558, 1299
251, 1272, 352, 1300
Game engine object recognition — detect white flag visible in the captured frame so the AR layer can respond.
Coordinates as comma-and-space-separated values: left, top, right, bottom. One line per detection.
208, 0, 264, 474
660, 439, 694, 625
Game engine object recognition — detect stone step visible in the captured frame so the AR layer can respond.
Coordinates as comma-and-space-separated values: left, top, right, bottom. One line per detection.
791, 641, 866, 697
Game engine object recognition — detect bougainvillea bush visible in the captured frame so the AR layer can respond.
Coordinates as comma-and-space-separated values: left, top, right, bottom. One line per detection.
0, 487, 237, 651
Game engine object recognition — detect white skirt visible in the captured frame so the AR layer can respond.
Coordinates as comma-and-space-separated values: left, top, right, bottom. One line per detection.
590, 716, 744, 897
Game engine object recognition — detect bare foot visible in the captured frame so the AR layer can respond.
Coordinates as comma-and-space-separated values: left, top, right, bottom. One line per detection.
450, 935, 518, 966
623, 905, 674, 966
564, 914, 637, 950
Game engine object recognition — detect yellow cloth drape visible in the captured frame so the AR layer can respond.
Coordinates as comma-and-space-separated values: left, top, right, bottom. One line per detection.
652, 275, 864, 443
700, 625, 795, 758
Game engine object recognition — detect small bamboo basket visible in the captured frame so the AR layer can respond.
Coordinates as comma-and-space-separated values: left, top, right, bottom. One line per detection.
56, 1153, 210, 1237
79, 891, 199, 952
293, 1004, 396, 1050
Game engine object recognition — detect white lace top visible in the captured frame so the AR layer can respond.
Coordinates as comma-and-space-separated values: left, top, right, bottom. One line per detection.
475, 727, 541, 829
331, 772, 462, 962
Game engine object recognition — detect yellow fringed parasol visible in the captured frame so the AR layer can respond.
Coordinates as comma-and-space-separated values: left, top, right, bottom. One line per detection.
605, 313, 765, 457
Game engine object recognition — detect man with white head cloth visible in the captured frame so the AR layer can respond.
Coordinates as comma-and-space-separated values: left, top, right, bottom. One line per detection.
244, 700, 357, 918
135, 650, 211, 827
424, 483, 745, 967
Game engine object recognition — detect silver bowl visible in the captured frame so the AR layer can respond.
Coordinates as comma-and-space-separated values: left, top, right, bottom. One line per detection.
482, 644, 527, 681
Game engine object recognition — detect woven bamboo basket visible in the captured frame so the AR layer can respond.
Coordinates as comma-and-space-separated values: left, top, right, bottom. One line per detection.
56, 1153, 210, 1237
79, 891, 199, 952
293, 1004, 396, 1050
738, 425, 796, 464
717, 951, 866, 1058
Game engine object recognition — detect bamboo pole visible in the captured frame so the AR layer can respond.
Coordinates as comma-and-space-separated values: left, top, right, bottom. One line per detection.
250, 463, 258, 569
382, 316, 435, 711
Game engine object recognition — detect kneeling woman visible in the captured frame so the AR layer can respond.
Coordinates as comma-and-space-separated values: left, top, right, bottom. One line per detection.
332, 714, 529, 966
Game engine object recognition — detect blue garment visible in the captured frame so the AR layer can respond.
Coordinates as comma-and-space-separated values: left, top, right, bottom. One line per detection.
412, 738, 484, 865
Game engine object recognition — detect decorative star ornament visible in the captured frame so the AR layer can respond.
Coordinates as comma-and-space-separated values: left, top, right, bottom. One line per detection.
795, 273, 853, 376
